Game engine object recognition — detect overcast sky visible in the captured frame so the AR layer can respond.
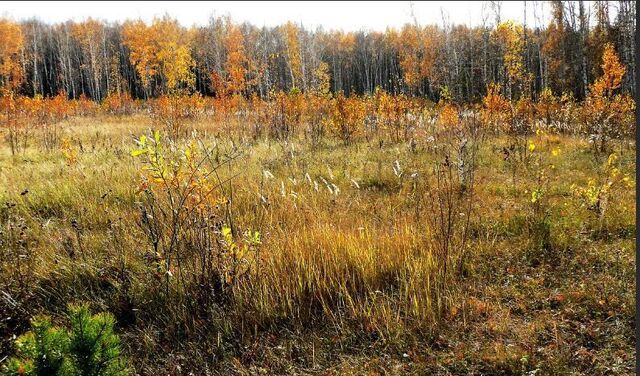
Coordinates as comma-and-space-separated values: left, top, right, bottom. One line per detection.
2, 1, 607, 31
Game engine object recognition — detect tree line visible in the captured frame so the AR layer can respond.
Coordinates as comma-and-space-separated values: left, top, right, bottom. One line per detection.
0, 0, 635, 102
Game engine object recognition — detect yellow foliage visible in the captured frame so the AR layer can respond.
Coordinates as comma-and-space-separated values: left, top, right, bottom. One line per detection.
122, 20, 159, 91
61, 137, 78, 166
331, 92, 365, 144
573, 153, 634, 216
122, 16, 195, 95
312, 62, 331, 97
284, 22, 303, 89
493, 21, 529, 90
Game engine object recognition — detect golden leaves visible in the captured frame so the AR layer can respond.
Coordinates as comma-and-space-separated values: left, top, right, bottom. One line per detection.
312, 62, 331, 97
493, 21, 530, 91
61, 137, 78, 166
122, 16, 195, 94
0, 19, 24, 91
396, 24, 441, 90
590, 43, 626, 98
284, 22, 302, 89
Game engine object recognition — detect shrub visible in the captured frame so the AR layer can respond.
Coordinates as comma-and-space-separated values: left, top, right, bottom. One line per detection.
572, 153, 635, 233
150, 95, 205, 140
582, 44, 634, 158
101, 93, 135, 116
131, 131, 261, 315
330, 92, 365, 145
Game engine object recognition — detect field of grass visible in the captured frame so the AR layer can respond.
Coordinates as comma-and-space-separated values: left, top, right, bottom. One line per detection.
0, 113, 635, 374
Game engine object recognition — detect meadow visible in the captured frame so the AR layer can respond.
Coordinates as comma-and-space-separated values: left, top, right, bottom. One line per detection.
0, 75, 636, 374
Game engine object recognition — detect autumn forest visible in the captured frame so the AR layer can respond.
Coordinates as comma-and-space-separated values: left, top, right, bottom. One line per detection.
0, 1, 636, 101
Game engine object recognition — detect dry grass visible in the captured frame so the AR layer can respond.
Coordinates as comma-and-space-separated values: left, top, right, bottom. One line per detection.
0, 113, 635, 375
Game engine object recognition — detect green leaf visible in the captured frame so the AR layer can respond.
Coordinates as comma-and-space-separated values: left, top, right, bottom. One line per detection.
137, 134, 147, 146
251, 231, 261, 245
130, 149, 146, 157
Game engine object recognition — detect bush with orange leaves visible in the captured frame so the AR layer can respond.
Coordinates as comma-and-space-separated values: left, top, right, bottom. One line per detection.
150, 94, 206, 140
375, 89, 411, 142
227, 93, 248, 119
101, 92, 137, 116
265, 90, 288, 140
1, 92, 74, 154
17, 96, 46, 136
481, 83, 535, 184
74, 93, 99, 117
330, 91, 366, 145
582, 43, 635, 156
433, 88, 484, 194
368, 88, 385, 136
248, 93, 267, 139
535, 87, 559, 129
265, 89, 305, 140
480, 83, 511, 133
305, 92, 331, 146
43, 93, 73, 149
210, 93, 248, 131
512, 96, 534, 137
0, 93, 25, 155
436, 87, 460, 130
285, 88, 305, 137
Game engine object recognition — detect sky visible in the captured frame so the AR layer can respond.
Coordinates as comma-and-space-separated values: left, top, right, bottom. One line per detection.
1, 1, 570, 31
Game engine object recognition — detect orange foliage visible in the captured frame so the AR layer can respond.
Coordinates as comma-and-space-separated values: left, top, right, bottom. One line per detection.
375, 89, 410, 141
535, 88, 559, 127
582, 44, 634, 145
0, 19, 24, 92
122, 20, 159, 93
395, 25, 440, 92
331, 92, 365, 144
150, 94, 206, 139
590, 43, 626, 98
481, 83, 511, 131
264, 89, 305, 140
102, 92, 136, 115
438, 104, 460, 130
224, 23, 249, 95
